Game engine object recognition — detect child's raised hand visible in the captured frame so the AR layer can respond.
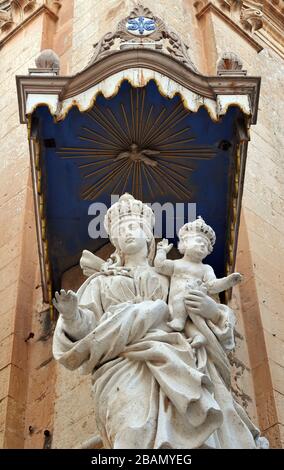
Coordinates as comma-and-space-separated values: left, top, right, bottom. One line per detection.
157, 238, 173, 254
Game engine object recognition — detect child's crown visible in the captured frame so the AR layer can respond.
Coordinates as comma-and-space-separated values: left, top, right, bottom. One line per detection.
178, 216, 216, 253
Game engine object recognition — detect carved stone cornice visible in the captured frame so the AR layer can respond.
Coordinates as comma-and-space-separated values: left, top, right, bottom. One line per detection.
0, 0, 61, 41
266, 0, 284, 15
16, 47, 261, 126
215, 1, 264, 33
259, 1, 284, 57
194, 1, 284, 58
195, 2, 263, 51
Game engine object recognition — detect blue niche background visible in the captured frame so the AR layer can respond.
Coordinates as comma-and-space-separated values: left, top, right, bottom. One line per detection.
34, 80, 240, 289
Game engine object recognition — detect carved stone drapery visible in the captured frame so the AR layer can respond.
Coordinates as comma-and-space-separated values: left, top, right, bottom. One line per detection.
0, 0, 61, 39
51, 193, 269, 450
89, 3, 198, 73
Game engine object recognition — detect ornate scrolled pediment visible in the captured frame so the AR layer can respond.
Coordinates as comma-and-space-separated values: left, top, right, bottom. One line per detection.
89, 3, 198, 73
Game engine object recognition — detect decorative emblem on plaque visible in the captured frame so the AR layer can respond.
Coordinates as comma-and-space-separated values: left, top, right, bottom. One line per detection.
126, 16, 156, 36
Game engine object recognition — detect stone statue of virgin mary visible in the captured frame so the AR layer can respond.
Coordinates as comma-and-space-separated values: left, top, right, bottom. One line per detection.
52, 193, 268, 449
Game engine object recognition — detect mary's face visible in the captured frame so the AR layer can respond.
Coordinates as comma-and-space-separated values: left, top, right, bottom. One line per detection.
116, 220, 148, 255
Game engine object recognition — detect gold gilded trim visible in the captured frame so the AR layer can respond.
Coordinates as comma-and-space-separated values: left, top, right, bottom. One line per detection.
25, 70, 252, 124
34, 140, 54, 318
226, 144, 242, 281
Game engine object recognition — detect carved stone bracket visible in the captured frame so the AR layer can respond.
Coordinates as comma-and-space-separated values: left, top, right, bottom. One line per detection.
0, 0, 61, 39
240, 1, 263, 33
89, 3, 198, 73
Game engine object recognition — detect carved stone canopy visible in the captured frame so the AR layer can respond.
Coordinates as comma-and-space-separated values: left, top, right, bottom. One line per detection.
16, 4, 261, 303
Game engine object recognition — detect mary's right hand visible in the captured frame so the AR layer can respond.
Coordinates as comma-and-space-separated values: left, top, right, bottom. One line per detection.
53, 289, 79, 322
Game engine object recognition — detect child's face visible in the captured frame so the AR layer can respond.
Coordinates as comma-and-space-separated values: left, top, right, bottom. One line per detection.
183, 234, 209, 260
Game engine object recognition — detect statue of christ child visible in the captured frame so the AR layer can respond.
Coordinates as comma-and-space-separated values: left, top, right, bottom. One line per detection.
154, 217, 242, 348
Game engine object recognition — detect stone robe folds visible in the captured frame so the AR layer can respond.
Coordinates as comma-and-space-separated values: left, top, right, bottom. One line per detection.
53, 267, 260, 449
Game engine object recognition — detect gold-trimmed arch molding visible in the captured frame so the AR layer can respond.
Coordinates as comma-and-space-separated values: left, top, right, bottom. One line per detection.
17, 48, 260, 125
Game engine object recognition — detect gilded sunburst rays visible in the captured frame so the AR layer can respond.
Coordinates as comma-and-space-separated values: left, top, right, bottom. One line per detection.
58, 87, 216, 201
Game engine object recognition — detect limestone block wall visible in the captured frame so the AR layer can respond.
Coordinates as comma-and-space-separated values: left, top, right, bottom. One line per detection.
0, 11, 47, 448
0, 1, 74, 449
206, 9, 284, 447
